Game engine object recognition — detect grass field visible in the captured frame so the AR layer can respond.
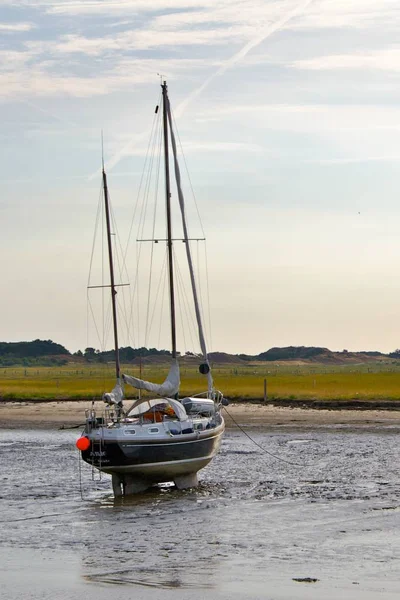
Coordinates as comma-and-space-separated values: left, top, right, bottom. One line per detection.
2, 361, 400, 402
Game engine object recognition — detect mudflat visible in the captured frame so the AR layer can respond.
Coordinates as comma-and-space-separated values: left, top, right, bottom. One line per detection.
1, 426, 400, 600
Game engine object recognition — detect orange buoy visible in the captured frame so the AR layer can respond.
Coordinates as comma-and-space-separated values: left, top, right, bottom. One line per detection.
76, 436, 90, 451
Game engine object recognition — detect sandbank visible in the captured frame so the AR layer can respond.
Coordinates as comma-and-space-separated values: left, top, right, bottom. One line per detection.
1, 399, 400, 430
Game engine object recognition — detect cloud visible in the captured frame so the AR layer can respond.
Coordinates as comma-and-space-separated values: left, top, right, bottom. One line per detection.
195, 103, 400, 132
294, 47, 400, 72
0, 52, 214, 99
52, 25, 254, 55
41, 1, 314, 57
0, 22, 35, 31
181, 141, 263, 153
152, 1, 288, 29
0, 69, 155, 98
44, 0, 236, 16
306, 155, 400, 165
40, 0, 400, 32
288, 0, 400, 31
193, 102, 400, 165
170, 0, 314, 119
98, 0, 313, 174
104, 138, 264, 157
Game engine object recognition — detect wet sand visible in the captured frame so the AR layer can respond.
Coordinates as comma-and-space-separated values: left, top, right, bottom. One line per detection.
1, 427, 400, 600
1, 399, 400, 429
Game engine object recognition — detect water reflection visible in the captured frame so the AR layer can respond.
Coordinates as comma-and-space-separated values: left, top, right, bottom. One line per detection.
1, 427, 400, 598
79, 483, 226, 590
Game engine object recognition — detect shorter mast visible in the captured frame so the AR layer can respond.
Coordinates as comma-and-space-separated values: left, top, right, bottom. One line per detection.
102, 167, 121, 381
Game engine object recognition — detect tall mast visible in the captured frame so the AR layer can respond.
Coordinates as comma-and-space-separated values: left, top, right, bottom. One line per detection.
102, 167, 121, 380
162, 80, 177, 359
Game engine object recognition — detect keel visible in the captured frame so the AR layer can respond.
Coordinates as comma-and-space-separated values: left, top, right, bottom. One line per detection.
112, 473, 150, 496
123, 476, 150, 495
174, 472, 199, 490
112, 473, 123, 497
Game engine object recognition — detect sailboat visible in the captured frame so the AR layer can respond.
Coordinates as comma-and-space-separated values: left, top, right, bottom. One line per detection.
76, 81, 226, 496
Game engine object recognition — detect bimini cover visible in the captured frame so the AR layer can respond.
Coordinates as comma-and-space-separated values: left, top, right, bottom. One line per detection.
103, 382, 124, 406
123, 360, 180, 397
128, 397, 187, 421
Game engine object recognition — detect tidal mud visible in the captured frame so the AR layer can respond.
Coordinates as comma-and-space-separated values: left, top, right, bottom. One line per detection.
0, 425, 399, 599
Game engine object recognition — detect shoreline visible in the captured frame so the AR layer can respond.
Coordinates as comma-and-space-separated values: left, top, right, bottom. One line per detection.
1, 399, 400, 430
2, 396, 400, 409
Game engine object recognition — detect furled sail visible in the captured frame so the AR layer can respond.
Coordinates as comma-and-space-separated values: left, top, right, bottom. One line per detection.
103, 381, 124, 406
123, 359, 180, 397
166, 99, 214, 396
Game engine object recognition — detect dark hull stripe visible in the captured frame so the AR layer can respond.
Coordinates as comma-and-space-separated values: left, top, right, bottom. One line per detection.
82, 427, 224, 478
101, 454, 217, 478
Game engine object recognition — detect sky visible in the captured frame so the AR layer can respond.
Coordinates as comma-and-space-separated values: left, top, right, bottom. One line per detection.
2, 0, 400, 355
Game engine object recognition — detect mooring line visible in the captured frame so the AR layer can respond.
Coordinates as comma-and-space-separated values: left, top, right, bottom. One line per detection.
223, 406, 308, 467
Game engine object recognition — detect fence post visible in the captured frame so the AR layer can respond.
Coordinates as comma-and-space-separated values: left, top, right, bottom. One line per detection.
264, 378, 267, 403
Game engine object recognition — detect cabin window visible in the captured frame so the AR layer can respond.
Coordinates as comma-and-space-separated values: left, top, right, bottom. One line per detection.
124, 429, 136, 435
149, 427, 159, 434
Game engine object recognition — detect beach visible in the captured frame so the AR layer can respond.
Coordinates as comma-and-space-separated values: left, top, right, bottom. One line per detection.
1, 398, 400, 429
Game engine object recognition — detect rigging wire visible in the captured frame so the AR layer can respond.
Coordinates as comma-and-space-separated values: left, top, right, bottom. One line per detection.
87, 184, 104, 289
174, 250, 191, 352
203, 240, 213, 352
87, 295, 106, 353
128, 103, 162, 349
144, 112, 163, 348
223, 406, 308, 468
108, 191, 134, 349
86, 177, 127, 392
147, 248, 168, 347
173, 247, 197, 352
123, 89, 162, 263
125, 91, 162, 349
170, 104, 214, 356
157, 256, 168, 351
87, 184, 104, 351
135, 123, 159, 343
170, 107, 205, 238
195, 240, 209, 349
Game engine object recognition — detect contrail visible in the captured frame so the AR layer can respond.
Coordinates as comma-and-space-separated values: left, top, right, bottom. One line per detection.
90, 0, 313, 178
174, 0, 314, 119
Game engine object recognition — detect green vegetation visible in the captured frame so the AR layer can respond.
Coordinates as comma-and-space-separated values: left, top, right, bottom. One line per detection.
0, 339, 70, 366
0, 339, 171, 366
82, 346, 171, 363
1, 340, 400, 404
0, 339, 392, 367
2, 361, 400, 403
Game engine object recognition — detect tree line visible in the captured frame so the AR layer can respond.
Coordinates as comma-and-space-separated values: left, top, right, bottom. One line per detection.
0, 339, 394, 366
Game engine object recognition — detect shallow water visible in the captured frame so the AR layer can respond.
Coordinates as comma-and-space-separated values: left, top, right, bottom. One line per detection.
1, 425, 400, 599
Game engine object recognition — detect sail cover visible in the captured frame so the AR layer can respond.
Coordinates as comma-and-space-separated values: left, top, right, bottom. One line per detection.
123, 360, 180, 397
127, 397, 187, 421
103, 381, 124, 406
